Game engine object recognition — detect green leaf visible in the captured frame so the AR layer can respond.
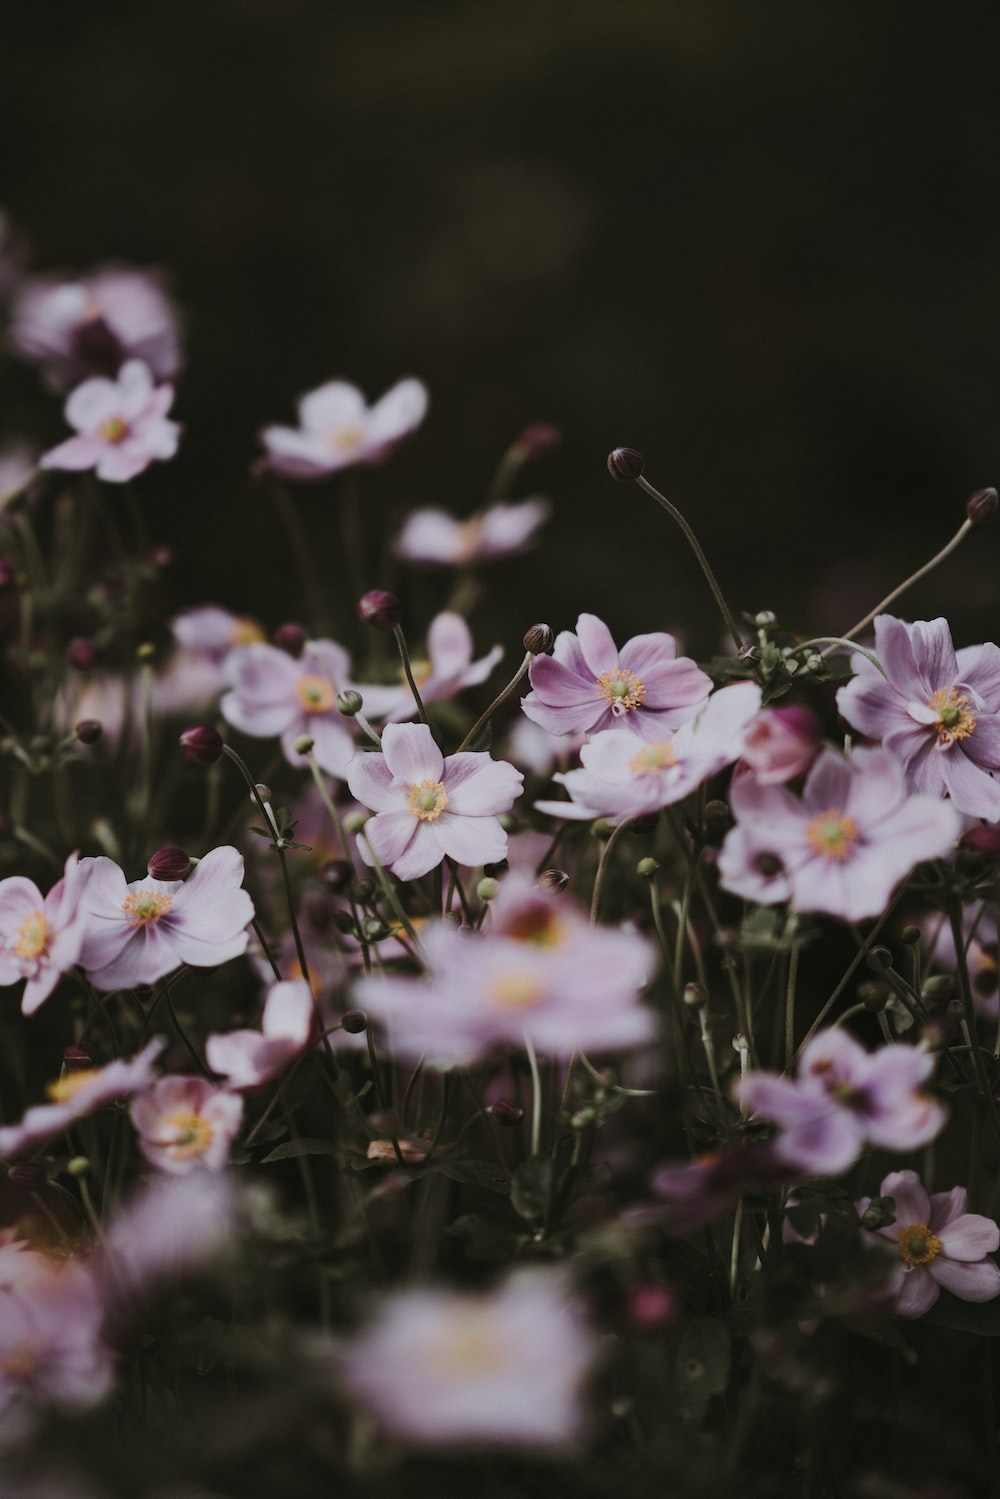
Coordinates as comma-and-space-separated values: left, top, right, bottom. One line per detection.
511, 1155, 553, 1223
260, 1138, 341, 1164
430, 1158, 511, 1195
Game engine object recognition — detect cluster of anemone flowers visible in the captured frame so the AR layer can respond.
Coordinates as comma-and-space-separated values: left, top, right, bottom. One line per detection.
0, 212, 999, 1499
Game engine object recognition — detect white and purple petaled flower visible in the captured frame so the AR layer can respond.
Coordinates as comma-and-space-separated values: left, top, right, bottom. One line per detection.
337, 1271, 596, 1450
739, 704, 822, 785
395, 497, 550, 566
717, 746, 961, 922
346, 722, 523, 882
40, 359, 180, 484
76, 845, 254, 992
130, 1076, 244, 1175
521, 612, 711, 741
737, 1029, 947, 1178
0, 853, 92, 1016
535, 681, 762, 825
836, 615, 1000, 821
206, 979, 316, 1090
0, 1039, 165, 1161
377, 612, 504, 721
260, 377, 428, 480
857, 1169, 1000, 1318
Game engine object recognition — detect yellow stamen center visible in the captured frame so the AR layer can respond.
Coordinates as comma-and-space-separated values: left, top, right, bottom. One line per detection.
165, 1109, 215, 1162
0, 1343, 41, 1379
504, 904, 566, 947
122, 890, 173, 927
805, 810, 859, 862
229, 617, 266, 646
629, 741, 677, 775
98, 416, 129, 444
428, 1317, 506, 1377
928, 687, 977, 744
596, 668, 647, 715
13, 910, 49, 961
330, 423, 365, 451
295, 673, 336, 714
46, 1069, 98, 1104
407, 779, 448, 821
454, 518, 484, 562
489, 970, 546, 1011
896, 1223, 941, 1266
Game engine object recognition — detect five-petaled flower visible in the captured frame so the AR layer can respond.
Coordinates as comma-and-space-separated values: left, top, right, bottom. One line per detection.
40, 359, 180, 483
260, 377, 427, 479
0, 853, 92, 1016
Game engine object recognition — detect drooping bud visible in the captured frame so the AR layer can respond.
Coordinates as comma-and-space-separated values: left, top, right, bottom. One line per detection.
513, 423, 560, 461
341, 1009, 368, 1034
293, 734, 315, 756
488, 1099, 525, 1127
866, 946, 893, 972
337, 690, 364, 717
607, 447, 644, 482
273, 621, 308, 656
536, 868, 569, 893
523, 622, 554, 655
357, 589, 402, 631
68, 636, 99, 672
966, 487, 998, 525
147, 845, 193, 882
75, 719, 103, 745
179, 725, 225, 765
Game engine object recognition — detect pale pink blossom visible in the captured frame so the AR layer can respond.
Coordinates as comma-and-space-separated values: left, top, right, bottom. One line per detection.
0, 1039, 165, 1161
739, 704, 822, 784
522, 612, 712, 740
376, 612, 503, 721
395, 497, 550, 566
346, 722, 523, 882
857, 1169, 1000, 1318
0, 441, 38, 509
99, 1172, 237, 1304
0, 853, 92, 1015
131, 1076, 244, 1174
155, 606, 267, 714
206, 979, 315, 1090
261, 377, 427, 479
76, 845, 254, 991
337, 1271, 596, 1449
221, 637, 367, 777
40, 359, 180, 483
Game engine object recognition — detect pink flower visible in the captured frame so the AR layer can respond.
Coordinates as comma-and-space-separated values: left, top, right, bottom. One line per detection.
0, 1039, 165, 1161
130, 1076, 244, 1174
346, 722, 523, 881
10, 264, 181, 389
0, 441, 38, 509
521, 612, 711, 740
221, 637, 366, 777
76, 845, 254, 992
717, 746, 961, 922
395, 497, 550, 566
377, 612, 504, 721
337, 1271, 596, 1449
836, 615, 1000, 821
0, 853, 92, 1016
205, 979, 315, 1090
99, 1173, 237, 1305
739, 704, 822, 784
261, 377, 427, 479
857, 1169, 1000, 1318
535, 682, 761, 824
40, 360, 180, 483
737, 1029, 947, 1178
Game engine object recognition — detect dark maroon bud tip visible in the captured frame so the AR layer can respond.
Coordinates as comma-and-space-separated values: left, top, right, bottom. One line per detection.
68, 637, 99, 672
273, 621, 308, 656
63, 1043, 95, 1071
340, 1009, 368, 1035
488, 1098, 525, 1126
148, 544, 175, 570
515, 423, 561, 460
0, 556, 18, 591
536, 868, 569, 893
966, 487, 998, 525
179, 725, 225, 765
147, 845, 193, 881
7, 1162, 47, 1190
607, 446, 645, 482
357, 589, 402, 631
960, 824, 1000, 858
74, 719, 103, 746
866, 946, 893, 972
523, 622, 554, 655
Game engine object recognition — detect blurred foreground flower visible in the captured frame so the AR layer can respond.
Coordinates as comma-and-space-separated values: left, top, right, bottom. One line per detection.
130, 1076, 244, 1174
260, 377, 427, 479
40, 359, 180, 483
395, 496, 550, 566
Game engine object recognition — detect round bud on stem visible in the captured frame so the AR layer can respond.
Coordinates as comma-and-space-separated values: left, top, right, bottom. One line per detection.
357, 589, 402, 631
68, 636, 99, 672
337, 690, 364, 717
921, 974, 954, 1003
293, 734, 315, 756
523, 623, 554, 655
966, 487, 998, 525
136, 641, 156, 663
477, 876, 501, 902
489, 1099, 525, 1127
147, 845, 193, 882
899, 925, 922, 946
859, 981, 889, 1012
341, 1009, 368, 1034
536, 868, 569, 893
683, 982, 708, 1010
254, 784, 272, 804
607, 447, 645, 482
636, 856, 659, 878
180, 725, 225, 766
75, 719, 103, 746
866, 946, 893, 972
343, 811, 369, 835
514, 423, 561, 461
273, 622, 308, 656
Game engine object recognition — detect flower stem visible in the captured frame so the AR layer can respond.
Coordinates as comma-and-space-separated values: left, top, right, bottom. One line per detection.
838, 518, 973, 645
635, 474, 744, 654
456, 650, 533, 751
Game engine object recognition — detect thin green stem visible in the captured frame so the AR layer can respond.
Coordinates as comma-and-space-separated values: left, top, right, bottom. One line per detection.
392, 624, 430, 725
456, 650, 533, 751
635, 474, 744, 653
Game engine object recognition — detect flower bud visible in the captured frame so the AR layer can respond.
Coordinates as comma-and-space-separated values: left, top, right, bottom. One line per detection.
860, 1195, 896, 1231
320, 858, 354, 893
740, 705, 822, 786
636, 856, 659, 878
179, 725, 225, 765
348, 877, 376, 904
337, 690, 364, 717
147, 845, 192, 882
343, 811, 369, 835
341, 1009, 368, 1034
136, 641, 156, 663
68, 636, 99, 672
273, 621, 308, 656
477, 876, 501, 902
959, 824, 1000, 858
866, 946, 893, 972
629, 812, 660, 837
859, 981, 888, 1011
75, 719, 103, 745
67, 1156, 91, 1177
488, 1098, 524, 1127
254, 784, 272, 803
7, 1163, 47, 1190
921, 974, 955, 1003
514, 423, 560, 461
536, 868, 569, 893
62, 1044, 95, 1071
683, 982, 708, 1010
523, 623, 554, 655
293, 734, 315, 756
357, 589, 401, 631
607, 447, 644, 482
966, 487, 998, 525
626, 1284, 678, 1331
899, 924, 922, 945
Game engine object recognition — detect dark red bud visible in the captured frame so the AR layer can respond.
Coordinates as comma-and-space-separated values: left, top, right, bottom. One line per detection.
273, 622, 308, 656
62, 1044, 95, 1071
488, 1099, 525, 1127
966, 487, 998, 525
536, 868, 569, 893
960, 825, 1000, 858
68, 637, 99, 672
607, 447, 645, 482
320, 858, 354, 893
340, 1009, 368, 1035
147, 845, 192, 881
357, 590, 401, 631
514, 423, 561, 460
74, 719, 103, 745
523, 623, 554, 654
179, 725, 225, 765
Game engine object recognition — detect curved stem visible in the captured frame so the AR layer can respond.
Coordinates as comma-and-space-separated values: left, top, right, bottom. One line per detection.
837, 518, 973, 646
456, 650, 533, 751
635, 475, 744, 653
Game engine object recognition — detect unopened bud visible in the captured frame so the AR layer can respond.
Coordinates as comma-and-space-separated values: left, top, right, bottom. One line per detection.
273, 622, 308, 656
343, 811, 369, 835
147, 845, 192, 881
628, 812, 660, 837
477, 876, 500, 902
946, 996, 965, 1019
591, 818, 617, 840
75, 719, 102, 746
66, 1156, 91, 1177
607, 446, 644, 482
293, 734, 315, 756
702, 799, 734, 844
62, 1044, 95, 1071
859, 981, 889, 1012
754, 610, 777, 628
68, 636, 99, 672
960, 824, 1000, 858
514, 423, 560, 461
489, 1098, 525, 1126
966, 487, 998, 525
254, 783, 272, 803
357, 589, 401, 631
921, 974, 955, 1003
866, 946, 893, 972
899, 925, 922, 946
860, 1195, 896, 1231
321, 859, 354, 893
683, 982, 708, 1010
637, 856, 659, 878
523, 623, 554, 655
337, 690, 363, 717
136, 641, 156, 663
536, 868, 569, 893
179, 725, 224, 766
340, 1009, 367, 1034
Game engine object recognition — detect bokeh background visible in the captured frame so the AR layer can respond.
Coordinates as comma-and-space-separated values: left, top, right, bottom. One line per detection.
3, 0, 1000, 659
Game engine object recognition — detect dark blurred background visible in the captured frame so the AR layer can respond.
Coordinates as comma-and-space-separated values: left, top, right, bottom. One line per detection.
2, 0, 1000, 659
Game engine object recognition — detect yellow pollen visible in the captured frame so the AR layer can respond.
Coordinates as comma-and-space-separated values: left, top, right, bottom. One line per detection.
403, 658, 433, 686
428, 1318, 506, 1378
13, 910, 49, 961
46, 1069, 98, 1104
928, 688, 977, 744
454, 518, 484, 562
407, 778, 448, 822
629, 741, 677, 775
165, 1109, 215, 1162
122, 890, 173, 927
596, 667, 647, 715
97, 416, 129, 444
330, 423, 365, 451
504, 905, 566, 947
805, 809, 859, 862
896, 1223, 941, 1266
489, 970, 546, 1011
229, 617, 266, 646
0, 1342, 41, 1379
295, 673, 336, 714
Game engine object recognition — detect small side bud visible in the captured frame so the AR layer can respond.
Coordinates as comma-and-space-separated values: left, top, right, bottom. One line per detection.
683, 982, 708, 1010
636, 856, 659, 878
254, 783, 272, 804
341, 1009, 368, 1034
357, 589, 402, 631
66, 1156, 91, 1178
514, 423, 560, 461
859, 981, 889, 1012
63, 1044, 95, 1071
866, 946, 893, 972
273, 622, 308, 656
180, 725, 225, 766
860, 1195, 896, 1231
607, 446, 644, 482
75, 719, 103, 746
147, 845, 193, 881
293, 734, 315, 756
343, 811, 369, 835
321, 859, 354, 893
136, 641, 156, 663
523, 622, 554, 655
960, 824, 1000, 858
477, 876, 501, 902
488, 1099, 525, 1127
591, 818, 616, 841
966, 487, 998, 525
68, 636, 99, 672
921, 974, 955, 1003
337, 690, 364, 717
536, 868, 569, 893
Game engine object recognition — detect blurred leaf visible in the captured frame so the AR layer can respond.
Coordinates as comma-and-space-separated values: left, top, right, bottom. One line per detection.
511, 1155, 553, 1223
261, 1138, 342, 1163
430, 1157, 511, 1194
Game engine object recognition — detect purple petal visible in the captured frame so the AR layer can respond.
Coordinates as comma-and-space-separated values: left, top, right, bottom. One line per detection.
929, 1256, 1000, 1302
893, 1267, 940, 1318
937, 1214, 1000, 1261
431, 812, 507, 870
347, 749, 399, 812
877, 1169, 930, 1227
381, 722, 444, 784
575, 614, 619, 675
